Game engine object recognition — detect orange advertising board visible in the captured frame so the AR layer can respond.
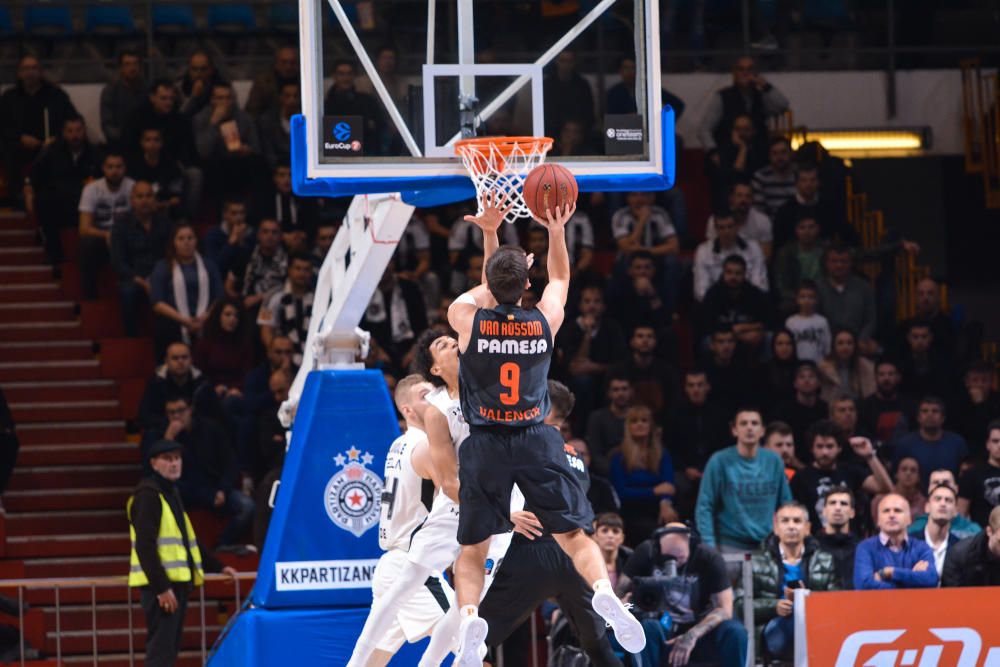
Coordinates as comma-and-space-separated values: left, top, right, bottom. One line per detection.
803, 588, 999, 667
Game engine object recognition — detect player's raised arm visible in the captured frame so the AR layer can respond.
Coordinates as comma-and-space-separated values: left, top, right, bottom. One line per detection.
535, 203, 575, 336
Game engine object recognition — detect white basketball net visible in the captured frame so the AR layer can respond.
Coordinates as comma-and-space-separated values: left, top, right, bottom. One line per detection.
455, 137, 553, 225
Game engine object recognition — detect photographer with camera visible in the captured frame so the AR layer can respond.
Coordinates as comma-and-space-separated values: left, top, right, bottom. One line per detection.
616, 523, 748, 667
735, 501, 838, 662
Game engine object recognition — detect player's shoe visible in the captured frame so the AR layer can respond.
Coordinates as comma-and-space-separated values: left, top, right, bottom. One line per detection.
454, 615, 489, 667
592, 588, 646, 654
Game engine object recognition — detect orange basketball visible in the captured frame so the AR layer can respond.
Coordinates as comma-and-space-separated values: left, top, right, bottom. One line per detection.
522, 163, 578, 220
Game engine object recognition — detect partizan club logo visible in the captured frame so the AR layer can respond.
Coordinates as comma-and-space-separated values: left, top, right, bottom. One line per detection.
324, 446, 383, 537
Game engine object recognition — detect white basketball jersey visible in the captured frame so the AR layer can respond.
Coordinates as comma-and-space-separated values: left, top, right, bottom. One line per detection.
426, 386, 469, 452
379, 427, 431, 552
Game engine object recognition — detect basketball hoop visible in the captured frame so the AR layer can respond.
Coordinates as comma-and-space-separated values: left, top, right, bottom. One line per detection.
455, 136, 553, 224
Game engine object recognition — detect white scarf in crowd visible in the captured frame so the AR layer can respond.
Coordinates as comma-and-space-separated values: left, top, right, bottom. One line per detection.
172, 253, 209, 344
365, 284, 414, 343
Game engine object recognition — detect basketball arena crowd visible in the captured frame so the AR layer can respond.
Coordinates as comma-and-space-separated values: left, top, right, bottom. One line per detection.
2, 14, 1000, 667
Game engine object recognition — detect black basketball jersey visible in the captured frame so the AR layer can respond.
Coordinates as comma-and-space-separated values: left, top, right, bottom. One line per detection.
459, 304, 552, 428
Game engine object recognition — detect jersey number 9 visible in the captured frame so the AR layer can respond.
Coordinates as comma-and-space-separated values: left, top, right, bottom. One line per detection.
499, 362, 520, 405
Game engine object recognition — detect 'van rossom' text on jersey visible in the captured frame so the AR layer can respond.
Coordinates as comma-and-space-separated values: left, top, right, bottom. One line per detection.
459, 304, 552, 427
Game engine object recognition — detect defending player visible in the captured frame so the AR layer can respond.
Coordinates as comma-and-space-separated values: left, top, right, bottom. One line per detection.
347, 375, 454, 667
447, 195, 645, 664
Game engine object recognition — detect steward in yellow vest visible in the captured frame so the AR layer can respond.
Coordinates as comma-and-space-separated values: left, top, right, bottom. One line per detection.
128, 439, 235, 667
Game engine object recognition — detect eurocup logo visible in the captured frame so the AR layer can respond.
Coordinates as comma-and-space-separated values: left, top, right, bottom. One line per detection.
333, 122, 352, 142
324, 446, 382, 537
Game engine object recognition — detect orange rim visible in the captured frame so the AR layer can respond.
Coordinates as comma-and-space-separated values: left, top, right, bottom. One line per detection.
454, 135, 554, 157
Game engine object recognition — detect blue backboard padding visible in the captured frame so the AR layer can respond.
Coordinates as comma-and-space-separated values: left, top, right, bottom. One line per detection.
251, 370, 400, 608
207, 606, 452, 666
291, 106, 676, 203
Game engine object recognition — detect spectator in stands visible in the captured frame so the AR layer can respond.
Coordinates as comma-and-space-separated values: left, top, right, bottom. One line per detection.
256, 163, 317, 250
177, 51, 223, 119
909, 483, 961, 577
592, 513, 631, 590
773, 165, 849, 250
126, 128, 185, 219
555, 285, 628, 418
697, 56, 789, 160
79, 151, 136, 300
0, 388, 18, 504
584, 373, 633, 476
618, 524, 748, 667
815, 486, 860, 590
194, 81, 265, 197
898, 321, 953, 402
873, 457, 927, 521
706, 115, 768, 206
950, 361, 1000, 457
898, 278, 956, 360
765, 330, 799, 405
258, 83, 299, 167
705, 180, 773, 260
391, 215, 435, 306
959, 421, 1000, 527
606, 55, 686, 120
774, 361, 829, 459
100, 51, 146, 146
774, 215, 825, 313
128, 439, 235, 667
244, 336, 294, 418
245, 45, 299, 119
752, 136, 797, 218
312, 223, 337, 268
611, 192, 678, 262
161, 395, 254, 547
613, 325, 679, 415
447, 207, 518, 293
941, 506, 1000, 587
257, 254, 314, 365
359, 262, 427, 374
324, 60, 382, 155
818, 245, 878, 356
25, 114, 99, 265
150, 223, 224, 356
829, 395, 873, 445
817, 329, 876, 402
530, 209, 595, 277
226, 219, 288, 311
894, 397, 968, 483
735, 502, 838, 662
911, 471, 982, 546
860, 358, 915, 448
253, 369, 290, 483
110, 181, 170, 336
696, 407, 792, 555
763, 421, 802, 479
608, 405, 677, 542
698, 255, 773, 359
203, 199, 253, 279
694, 211, 768, 302
702, 326, 759, 416
138, 341, 206, 436
123, 79, 197, 169
791, 421, 892, 529
667, 369, 732, 516
542, 51, 595, 138
193, 297, 254, 393
854, 493, 938, 589
606, 251, 674, 336
0, 56, 77, 188
356, 45, 407, 110
785, 282, 831, 363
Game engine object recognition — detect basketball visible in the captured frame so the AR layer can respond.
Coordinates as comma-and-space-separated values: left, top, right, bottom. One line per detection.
522, 163, 578, 220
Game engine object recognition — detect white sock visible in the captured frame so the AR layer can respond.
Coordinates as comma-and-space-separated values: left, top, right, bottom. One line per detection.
459, 604, 479, 619
419, 607, 460, 667
592, 578, 613, 593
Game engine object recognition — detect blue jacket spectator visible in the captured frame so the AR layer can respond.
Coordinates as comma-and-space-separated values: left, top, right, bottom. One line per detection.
855, 493, 939, 589
893, 397, 968, 485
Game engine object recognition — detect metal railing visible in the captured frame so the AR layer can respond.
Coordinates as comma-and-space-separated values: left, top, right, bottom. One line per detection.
0, 572, 255, 667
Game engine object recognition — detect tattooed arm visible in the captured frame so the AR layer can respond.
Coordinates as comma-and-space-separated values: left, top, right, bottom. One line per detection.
666, 588, 734, 666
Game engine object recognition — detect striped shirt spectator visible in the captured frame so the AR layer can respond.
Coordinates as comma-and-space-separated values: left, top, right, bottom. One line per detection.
752, 137, 797, 217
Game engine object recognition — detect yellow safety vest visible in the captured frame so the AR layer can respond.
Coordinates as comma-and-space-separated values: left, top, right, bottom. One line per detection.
127, 493, 205, 588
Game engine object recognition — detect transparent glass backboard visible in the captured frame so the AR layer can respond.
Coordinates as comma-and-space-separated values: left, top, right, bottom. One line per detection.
293, 0, 674, 205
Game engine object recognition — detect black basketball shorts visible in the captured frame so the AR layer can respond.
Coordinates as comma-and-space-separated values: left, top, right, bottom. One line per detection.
457, 423, 594, 545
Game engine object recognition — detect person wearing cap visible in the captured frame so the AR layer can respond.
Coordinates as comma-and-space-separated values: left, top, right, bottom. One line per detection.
128, 439, 236, 667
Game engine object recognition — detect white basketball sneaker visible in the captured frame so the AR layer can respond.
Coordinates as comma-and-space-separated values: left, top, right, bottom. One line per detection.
592, 587, 646, 654
454, 614, 489, 667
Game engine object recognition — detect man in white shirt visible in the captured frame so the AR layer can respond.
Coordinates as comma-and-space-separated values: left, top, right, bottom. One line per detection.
79, 151, 135, 300
693, 210, 767, 302
912, 483, 960, 578
705, 180, 773, 259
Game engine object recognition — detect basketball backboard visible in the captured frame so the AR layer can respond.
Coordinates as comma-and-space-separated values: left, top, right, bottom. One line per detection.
293, 0, 675, 206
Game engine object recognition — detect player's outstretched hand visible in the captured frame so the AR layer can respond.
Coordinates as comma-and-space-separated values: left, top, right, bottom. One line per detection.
533, 202, 576, 232
464, 189, 513, 233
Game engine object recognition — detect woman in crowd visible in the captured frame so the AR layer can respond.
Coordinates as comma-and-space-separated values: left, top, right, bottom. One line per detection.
608, 404, 677, 545
818, 328, 876, 402
194, 297, 254, 394
150, 222, 224, 359
765, 328, 799, 407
